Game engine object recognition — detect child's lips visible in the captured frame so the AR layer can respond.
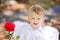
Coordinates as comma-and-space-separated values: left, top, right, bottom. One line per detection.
33, 23, 38, 25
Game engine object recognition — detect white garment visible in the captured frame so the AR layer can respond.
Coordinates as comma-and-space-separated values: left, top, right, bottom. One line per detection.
12, 21, 59, 40
42, 26, 59, 40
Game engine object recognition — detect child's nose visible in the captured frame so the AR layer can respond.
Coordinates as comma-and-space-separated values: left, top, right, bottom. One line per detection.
34, 19, 38, 22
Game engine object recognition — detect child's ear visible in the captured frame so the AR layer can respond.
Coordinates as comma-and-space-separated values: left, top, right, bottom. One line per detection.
28, 16, 30, 23
42, 16, 46, 22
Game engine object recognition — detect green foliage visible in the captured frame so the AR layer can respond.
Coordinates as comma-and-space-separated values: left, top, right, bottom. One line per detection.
28, 0, 58, 8
16, 36, 19, 40
4, 34, 10, 39
11, 36, 19, 40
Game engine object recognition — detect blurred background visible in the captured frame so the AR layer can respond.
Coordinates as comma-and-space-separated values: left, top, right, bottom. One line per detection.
0, 0, 60, 40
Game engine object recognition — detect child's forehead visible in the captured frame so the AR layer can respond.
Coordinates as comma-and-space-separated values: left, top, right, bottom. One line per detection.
28, 11, 43, 17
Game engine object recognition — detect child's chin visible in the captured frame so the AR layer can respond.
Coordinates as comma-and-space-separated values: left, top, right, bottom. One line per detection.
33, 26, 39, 29
33, 25, 39, 27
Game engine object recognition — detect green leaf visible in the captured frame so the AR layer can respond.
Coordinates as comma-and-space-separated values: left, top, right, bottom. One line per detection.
16, 36, 19, 40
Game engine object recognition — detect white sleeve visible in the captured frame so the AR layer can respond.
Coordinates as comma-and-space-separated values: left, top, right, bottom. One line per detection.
43, 26, 59, 40
12, 21, 25, 38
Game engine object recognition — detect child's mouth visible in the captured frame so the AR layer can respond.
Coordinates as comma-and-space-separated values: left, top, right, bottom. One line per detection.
33, 23, 38, 25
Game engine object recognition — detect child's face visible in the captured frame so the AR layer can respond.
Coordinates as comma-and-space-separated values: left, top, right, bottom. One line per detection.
28, 11, 45, 29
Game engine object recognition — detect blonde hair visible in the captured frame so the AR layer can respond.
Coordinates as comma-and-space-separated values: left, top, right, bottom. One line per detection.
29, 5, 46, 15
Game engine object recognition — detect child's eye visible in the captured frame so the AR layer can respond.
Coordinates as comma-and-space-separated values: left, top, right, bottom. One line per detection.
37, 18, 40, 20
31, 18, 35, 19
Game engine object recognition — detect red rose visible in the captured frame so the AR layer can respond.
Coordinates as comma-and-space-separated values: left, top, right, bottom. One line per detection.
4, 22, 15, 31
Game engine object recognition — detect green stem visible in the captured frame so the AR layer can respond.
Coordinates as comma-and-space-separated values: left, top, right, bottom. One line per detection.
9, 31, 11, 40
